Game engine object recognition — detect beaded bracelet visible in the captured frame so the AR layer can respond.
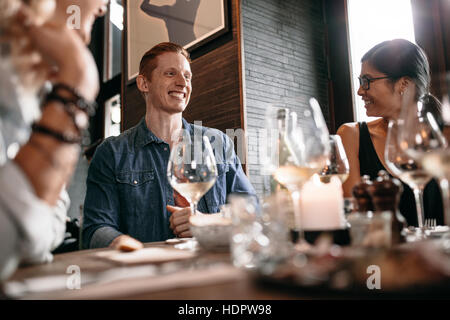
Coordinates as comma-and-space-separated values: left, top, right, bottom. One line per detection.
44, 83, 96, 131
50, 83, 97, 116
32, 123, 81, 144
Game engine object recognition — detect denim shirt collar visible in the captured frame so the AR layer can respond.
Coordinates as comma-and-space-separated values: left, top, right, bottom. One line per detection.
135, 117, 193, 149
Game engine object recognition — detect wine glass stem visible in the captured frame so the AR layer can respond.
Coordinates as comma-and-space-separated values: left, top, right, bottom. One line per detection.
439, 178, 450, 226
412, 187, 425, 229
190, 201, 198, 216
290, 189, 304, 244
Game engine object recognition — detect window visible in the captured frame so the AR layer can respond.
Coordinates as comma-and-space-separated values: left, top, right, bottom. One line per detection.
104, 94, 121, 138
347, 0, 416, 122
103, 0, 123, 82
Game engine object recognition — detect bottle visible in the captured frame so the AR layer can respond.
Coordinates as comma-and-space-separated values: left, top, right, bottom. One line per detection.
367, 170, 406, 245
269, 108, 290, 194
348, 175, 374, 247
272, 108, 296, 237
276, 108, 297, 167
352, 175, 374, 213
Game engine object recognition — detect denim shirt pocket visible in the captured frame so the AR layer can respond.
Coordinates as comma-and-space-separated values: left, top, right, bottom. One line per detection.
204, 164, 229, 213
115, 170, 156, 232
116, 170, 154, 186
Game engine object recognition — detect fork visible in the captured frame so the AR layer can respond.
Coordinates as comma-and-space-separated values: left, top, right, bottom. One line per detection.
424, 218, 437, 230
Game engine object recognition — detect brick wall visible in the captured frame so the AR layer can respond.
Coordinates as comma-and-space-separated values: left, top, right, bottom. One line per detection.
241, 0, 329, 198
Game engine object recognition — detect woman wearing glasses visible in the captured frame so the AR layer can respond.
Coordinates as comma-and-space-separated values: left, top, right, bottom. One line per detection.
337, 39, 443, 227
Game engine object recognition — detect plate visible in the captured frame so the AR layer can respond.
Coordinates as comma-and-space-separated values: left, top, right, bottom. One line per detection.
252, 243, 450, 298
426, 226, 450, 238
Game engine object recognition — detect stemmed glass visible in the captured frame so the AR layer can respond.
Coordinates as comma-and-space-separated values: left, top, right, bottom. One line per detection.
167, 133, 218, 218
319, 135, 350, 184
264, 97, 330, 249
397, 88, 450, 227
385, 119, 432, 229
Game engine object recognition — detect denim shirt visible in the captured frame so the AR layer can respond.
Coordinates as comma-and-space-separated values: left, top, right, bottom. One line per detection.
82, 118, 257, 248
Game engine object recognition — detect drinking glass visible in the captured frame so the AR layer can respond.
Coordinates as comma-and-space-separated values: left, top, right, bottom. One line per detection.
167, 134, 218, 216
319, 135, 350, 184
264, 97, 330, 249
397, 88, 450, 226
385, 119, 432, 229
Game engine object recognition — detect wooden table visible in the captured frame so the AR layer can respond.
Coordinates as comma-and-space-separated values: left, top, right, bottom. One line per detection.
3, 241, 306, 300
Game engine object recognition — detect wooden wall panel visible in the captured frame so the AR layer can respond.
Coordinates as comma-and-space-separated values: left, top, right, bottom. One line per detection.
323, 0, 354, 131
412, 0, 450, 101
121, 0, 243, 133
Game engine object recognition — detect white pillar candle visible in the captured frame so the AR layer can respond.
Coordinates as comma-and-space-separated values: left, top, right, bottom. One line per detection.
300, 174, 346, 230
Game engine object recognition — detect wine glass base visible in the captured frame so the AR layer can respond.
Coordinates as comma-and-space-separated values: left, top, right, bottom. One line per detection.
293, 239, 312, 253
403, 227, 431, 242
174, 238, 198, 251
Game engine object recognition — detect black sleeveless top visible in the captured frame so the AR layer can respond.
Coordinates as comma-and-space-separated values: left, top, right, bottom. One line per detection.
358, 122, 444, 226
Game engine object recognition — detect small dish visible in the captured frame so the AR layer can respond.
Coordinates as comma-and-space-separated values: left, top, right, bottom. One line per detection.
165, 238, 191, 244
189, 214, 232, 252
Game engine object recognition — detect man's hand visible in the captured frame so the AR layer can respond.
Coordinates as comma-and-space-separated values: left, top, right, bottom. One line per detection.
167, 205, 194, 238
109, 235, 143, 252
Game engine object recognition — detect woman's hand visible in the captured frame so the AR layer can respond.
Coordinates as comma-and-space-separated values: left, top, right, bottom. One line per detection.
18, 4, 99, 101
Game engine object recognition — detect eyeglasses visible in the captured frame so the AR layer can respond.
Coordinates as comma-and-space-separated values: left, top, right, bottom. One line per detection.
358, 75, 391, 90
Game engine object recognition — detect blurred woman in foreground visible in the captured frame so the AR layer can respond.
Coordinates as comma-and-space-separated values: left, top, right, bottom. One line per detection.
0, 0, 107, 280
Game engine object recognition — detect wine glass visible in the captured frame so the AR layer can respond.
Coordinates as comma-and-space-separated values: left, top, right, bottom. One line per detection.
319, 135, 350, 184
385, 119, 432, 229
264, 97, 330, 249
397, 88, 450, 227
167, 133, 218, 218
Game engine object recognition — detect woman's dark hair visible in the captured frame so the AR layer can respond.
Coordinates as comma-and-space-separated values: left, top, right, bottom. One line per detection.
362, 39, 431, 101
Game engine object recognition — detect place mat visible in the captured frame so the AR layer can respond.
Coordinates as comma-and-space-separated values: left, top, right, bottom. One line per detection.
93, 247, 196, 264
19, 264, 246, 300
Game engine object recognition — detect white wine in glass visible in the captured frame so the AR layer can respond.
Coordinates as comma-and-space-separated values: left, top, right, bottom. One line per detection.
386, 119, 432, 229
167, 135, 218, 216
170, 181, 216, 205
421, 150, 450, 180
265, 98, 330, 249
319, 135, 349, 184
274, 165, 317, 191
398, 90, 450, 226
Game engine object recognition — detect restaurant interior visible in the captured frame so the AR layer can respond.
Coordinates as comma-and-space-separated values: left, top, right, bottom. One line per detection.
1, 0, 450, 302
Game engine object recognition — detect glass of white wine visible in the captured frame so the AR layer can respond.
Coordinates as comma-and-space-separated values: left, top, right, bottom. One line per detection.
398, 89, 450, 227
266, 97, 330, 248
167, 134, 218, 217
385, 119, 432, 229
319, 135, 349, 184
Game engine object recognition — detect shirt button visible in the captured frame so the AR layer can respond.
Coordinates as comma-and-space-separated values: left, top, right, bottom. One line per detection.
164, 147, 168, 151
133, 180, 138, 184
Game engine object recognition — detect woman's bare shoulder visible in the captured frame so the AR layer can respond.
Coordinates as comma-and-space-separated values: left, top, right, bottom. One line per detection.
337, 122, 359, 137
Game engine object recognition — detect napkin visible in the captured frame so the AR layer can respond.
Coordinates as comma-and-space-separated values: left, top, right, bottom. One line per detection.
93, 247, 196, 264
20, 264, 246, 300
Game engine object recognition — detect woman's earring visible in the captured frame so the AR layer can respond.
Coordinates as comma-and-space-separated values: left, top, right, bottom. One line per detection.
400, 91, 404, 96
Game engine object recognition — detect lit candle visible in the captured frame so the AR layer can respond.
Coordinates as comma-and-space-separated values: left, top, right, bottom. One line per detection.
300, 174, 346, 230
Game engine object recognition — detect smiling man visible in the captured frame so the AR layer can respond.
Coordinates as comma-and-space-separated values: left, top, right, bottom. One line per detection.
82, 42, 256, 249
